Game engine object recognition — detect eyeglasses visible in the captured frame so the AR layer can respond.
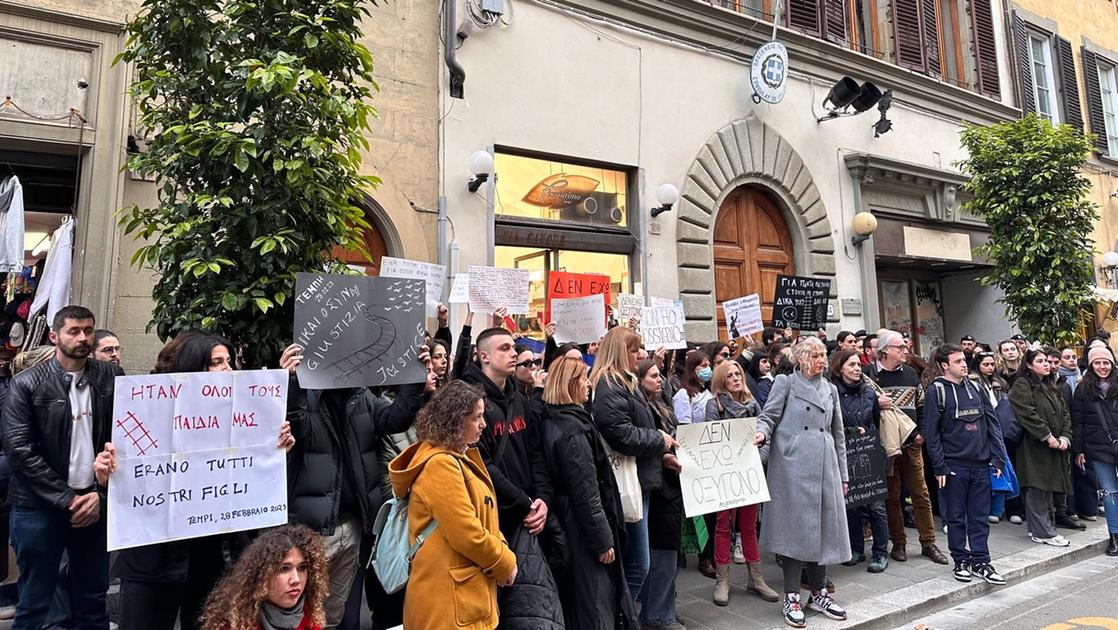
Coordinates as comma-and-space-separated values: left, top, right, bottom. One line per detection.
516, 359, 542, 368
886, 344, 907, 351
718, 352, 730, 358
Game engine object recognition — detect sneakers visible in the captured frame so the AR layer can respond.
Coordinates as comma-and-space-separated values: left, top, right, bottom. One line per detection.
867, 555, 888, 573
971, 562, 1006, 585
783, 593, 806, 628
952, 561, 972, 582
807, 589, 848, 621
1030, 534, 1071, 547
732, 534, 746, 564
841, 552, 865, 567
987, 514, 1001, 524
1009, 515, 1024, 524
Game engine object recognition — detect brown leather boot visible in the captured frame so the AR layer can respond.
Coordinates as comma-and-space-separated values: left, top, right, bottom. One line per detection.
713, 563, 731, 606
746, 561, 779, 602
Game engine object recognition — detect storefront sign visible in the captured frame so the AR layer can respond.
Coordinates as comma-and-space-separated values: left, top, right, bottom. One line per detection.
552, 294, 607, 344
844, 432, 888, 508
468, 265, 530, 314
772, 275, 831, 330
722, 294, 764, 339
522, 173, 600, 208
293, 273, 428, 389
379, 256, 446, 318
903, 226, 973, 261
676, 417, 770, 517
545, 270, 611, 323
107, 370, 289, 550
640, 304, 687, 350
750, 41, 789, 105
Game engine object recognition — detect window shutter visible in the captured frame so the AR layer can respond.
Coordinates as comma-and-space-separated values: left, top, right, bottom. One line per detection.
1081, 48, 1111, 154
892, 0, 926, 71
1013, 13, 1036, 115
822, 0, 847, 45
1055, 37, 1083, 131
969, 0, 1000, 98
787, 0, 823, 36
922, 0, 942, 77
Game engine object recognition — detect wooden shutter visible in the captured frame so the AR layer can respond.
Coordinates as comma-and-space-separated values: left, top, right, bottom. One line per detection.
1081, 48, 1111, 154
787, 0, 823, 36
969, 0, 1001, 98
922, 0, 942, 77
1055, 37, 1083, 131
822, 0, 847, 45
892, 0, 926, 71
1013, 13, 1036, 115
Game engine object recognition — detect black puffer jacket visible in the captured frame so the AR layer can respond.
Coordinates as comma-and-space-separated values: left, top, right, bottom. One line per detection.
3, 358, 123, 511
592, 375, 664, 495
1070, 385, 1118, 465
835, 378, 881, 435
287, 383, 424, 535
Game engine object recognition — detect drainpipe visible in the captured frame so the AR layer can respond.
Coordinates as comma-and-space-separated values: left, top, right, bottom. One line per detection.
444, 0, 465, 98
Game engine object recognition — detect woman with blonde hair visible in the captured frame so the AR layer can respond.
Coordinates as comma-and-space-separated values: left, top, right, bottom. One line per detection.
704, 361, 778, 606
198, 524, 327, 630
590, 326, 677, 604
540, 356, 635, 628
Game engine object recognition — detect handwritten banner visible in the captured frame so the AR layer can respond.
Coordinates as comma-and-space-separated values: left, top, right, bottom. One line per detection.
380, 257, 446, 318
615, 293, 644, 324
546, 271, 610, 323
639, 304, 687, 350
468, 265, 530, 314
844, 432, 888, 508
675, 418, 770, 517
772, 275, 831, 330
448, 273, 470, 304
293, 273, 428, 389
722, 294, 764, 339
107, 370, 289, 551
552, 294, 607, 344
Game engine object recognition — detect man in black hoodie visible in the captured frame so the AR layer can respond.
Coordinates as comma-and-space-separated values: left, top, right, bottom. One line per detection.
924, 343, 1007, 586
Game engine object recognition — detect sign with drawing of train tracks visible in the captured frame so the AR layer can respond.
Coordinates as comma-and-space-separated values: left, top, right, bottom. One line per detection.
293, 273, 429, 389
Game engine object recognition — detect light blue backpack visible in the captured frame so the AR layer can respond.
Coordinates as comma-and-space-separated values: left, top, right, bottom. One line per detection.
370, 492, 438, 594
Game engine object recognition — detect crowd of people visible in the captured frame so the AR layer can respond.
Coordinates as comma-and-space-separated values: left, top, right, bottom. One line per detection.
0, 302, 1113, 630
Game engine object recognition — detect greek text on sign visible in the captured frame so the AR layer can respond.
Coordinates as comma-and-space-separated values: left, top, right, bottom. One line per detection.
639, 304, 687, 350
675, 418, 770, 517
722, 294, 764, 339
380, 256, 446, 318
772, 274, 831, 330
468, 265, 530, 314
545, 270, 610, 324
107, 370, 289, 551
844, 432, 888, 508
448, 273, 470, 304
552, 294, 607, 345
750, 41, 789, 104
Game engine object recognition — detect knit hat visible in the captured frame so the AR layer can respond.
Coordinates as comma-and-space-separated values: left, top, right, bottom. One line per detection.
1087, 346, 1113, 366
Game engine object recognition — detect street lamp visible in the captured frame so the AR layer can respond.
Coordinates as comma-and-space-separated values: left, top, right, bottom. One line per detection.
467, 150, 494, 193
650, 183, 680, 218
1101, 251, 1118, 289
851, 211, 878, 247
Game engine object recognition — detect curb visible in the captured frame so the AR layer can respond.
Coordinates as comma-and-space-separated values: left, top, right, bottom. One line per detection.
834, 529, 1112, 630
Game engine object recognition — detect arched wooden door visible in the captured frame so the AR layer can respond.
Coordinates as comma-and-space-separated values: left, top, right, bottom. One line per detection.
713, 187, 795, 341
331, 222, 388, 276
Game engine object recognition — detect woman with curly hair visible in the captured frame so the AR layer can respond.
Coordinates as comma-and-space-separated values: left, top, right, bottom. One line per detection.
198, 524, 326, 630
388, 380, 517, 630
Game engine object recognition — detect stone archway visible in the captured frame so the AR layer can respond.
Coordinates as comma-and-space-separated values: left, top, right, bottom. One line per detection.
675, 115, 837, 340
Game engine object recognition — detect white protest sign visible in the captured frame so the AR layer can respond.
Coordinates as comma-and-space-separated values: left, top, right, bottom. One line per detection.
552, 294, 607, 344
468, 265, 530, 314
615, 293, 644, 323
448, 273, 470, 304
722, 293, 764, 339
107, 370, 289, 551
675, 417, 770, 517
639, 304, 687, 350
380, 256, 446, 318
649, 296, 678, 309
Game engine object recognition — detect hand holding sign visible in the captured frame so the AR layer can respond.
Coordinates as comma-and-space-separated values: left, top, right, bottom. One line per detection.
675, 418, 770, 517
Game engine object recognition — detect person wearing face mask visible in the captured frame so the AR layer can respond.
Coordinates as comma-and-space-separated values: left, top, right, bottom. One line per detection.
672, 351, 712, 425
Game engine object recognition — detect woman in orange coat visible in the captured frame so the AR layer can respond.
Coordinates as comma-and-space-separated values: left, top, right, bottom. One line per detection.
389, 380, 518, 630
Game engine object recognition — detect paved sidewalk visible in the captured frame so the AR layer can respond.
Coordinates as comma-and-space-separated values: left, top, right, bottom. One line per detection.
674, 517, 1112, 630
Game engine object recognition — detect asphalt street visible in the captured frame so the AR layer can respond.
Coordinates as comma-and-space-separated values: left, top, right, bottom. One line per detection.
896, 552, 1118, 630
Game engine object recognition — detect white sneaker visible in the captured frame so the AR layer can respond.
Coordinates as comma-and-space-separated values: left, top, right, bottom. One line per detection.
987, 515, 1001, 524
943, 524, 948, 534
732, 534, 746, 564
1009, 515, 1024, 524
1030, 534, 1070, 547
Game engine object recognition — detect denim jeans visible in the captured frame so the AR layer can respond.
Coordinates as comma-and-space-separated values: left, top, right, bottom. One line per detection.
1091, 460, 1118, 534
847, 499, 889, 559
639, 549, 680, 626
624, 496, 652, 602
990, 493, 1006, 519
10, 505, 109, 630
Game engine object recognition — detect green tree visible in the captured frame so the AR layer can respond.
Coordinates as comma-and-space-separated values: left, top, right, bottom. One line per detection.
116, 0, 378, 366
958, 114, 1097, 345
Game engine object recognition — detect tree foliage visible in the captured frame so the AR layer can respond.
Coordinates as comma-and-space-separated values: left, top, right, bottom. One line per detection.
958, 114, 1097, 345
116, 0, 378, 366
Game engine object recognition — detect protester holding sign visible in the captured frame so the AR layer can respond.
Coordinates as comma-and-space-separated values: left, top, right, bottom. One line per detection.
539, 357, 635, 629
755, 336, 850, 628
3, 306, 124, 630
590, 326, 678, 605
703, 361, 778, 606
671, 352, 712, 426
830, 350, 889, 574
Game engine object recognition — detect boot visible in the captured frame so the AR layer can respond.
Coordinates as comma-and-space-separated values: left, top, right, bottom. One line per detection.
1107, 533, 1118, 557
713, 563, 731, 606
746, 561, 779, 602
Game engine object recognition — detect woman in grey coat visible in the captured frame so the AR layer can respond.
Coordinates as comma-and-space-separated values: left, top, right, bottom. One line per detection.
755, 336, 850, 628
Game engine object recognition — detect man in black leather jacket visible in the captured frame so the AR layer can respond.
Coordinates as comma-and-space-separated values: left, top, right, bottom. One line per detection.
2, 305, 123, 630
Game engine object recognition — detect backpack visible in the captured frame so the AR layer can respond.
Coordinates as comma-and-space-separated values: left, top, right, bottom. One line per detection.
370, 491, 438, 594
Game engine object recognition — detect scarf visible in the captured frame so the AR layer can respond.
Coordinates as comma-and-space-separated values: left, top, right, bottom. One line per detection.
260, 597, 305, 630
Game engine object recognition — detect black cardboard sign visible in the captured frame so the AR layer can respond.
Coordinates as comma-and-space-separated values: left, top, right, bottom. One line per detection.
844, 432, 888, 508
293, 273, 428, 389
771, 275, 831, 330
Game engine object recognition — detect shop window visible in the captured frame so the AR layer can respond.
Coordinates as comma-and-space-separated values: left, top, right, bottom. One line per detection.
493, 152, 629, 229
879, 277, 944, 358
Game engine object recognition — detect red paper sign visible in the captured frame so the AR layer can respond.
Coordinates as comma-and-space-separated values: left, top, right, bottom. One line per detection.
545, 271, 611, 324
